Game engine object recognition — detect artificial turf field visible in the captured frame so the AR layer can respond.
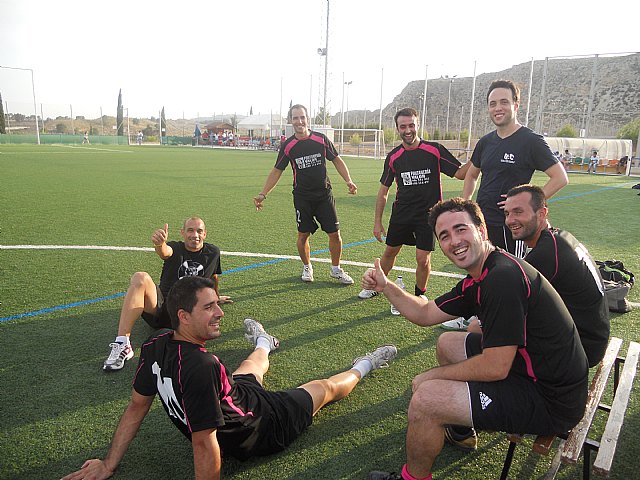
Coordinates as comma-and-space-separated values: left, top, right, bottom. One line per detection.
0, 143, 638, 480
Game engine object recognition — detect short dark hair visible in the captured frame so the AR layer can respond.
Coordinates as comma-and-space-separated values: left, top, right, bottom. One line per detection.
166, 276, 215, 329
506, 184, 547, 212
394, 107, 419, 127
288, 104, 309, 122
487, 79, 520, 103
428, 197, 486, 230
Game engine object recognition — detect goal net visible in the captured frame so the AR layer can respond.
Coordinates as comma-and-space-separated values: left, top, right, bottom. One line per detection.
333, 128, 385, 159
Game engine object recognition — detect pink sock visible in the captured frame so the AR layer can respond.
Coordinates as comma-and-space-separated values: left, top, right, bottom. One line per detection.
401, 464, 432, 480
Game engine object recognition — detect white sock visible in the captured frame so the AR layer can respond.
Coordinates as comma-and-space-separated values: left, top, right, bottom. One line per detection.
116, 335, 129, 345
256, 336, 272, 353
331, 265, 341, 274
352, 358, 373, 378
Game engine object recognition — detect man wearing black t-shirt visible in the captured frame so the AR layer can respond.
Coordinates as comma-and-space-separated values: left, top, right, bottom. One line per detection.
504, 184, 609, 367
254, 104, 357, 285
358, 108, 466, 312
462, 79, 568, 258
363, 198, 587, 480
103, 217, 230, 372
65, 276, 396, 480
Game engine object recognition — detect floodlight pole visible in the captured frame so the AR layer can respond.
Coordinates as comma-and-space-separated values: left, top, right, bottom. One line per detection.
445, 75, 456, 135
421, 65, 428, 139
323, 0, 329, 126
0, 65, 40, 144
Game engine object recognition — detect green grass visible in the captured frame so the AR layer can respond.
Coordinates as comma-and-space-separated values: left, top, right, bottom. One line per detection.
0, 144, 639, 480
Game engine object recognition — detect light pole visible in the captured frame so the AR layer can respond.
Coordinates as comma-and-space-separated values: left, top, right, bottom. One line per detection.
317, 0, 329, 127
344, 80, 352, 125
445, 75, 456, 136
0, 64, 40, 144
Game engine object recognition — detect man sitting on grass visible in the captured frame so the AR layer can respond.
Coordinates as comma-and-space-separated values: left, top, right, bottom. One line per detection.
65, 276, 396, 480
103, 217, 231, 372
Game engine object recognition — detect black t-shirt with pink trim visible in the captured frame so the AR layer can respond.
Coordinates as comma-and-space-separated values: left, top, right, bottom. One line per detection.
275, 131, 339, 199
435, 249, 588, 423
380, 140, 461, 224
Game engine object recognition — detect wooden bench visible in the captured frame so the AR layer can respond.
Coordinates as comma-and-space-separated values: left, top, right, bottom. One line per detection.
499, 337, 639, 479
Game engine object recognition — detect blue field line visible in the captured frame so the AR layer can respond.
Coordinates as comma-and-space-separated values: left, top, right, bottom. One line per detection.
0, 239, 379, 323
0, 292, 126, 322
548, 182, 636, 203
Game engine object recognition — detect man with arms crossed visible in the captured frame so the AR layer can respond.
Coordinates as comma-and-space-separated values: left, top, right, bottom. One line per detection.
103, 217, 230, 371
358, 107, 466, 314
66, 276, 396, 480
363, 198, 588, 480
462, 79, 568, 258
504, 184, 609, 367
254, 104, 357, 285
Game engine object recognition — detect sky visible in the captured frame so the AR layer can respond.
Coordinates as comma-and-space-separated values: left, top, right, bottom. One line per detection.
1, 0, 638, 121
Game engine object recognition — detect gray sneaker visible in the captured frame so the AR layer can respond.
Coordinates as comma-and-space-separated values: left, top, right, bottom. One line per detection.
243, 318, 280, 351
103, 342, 134, 371
353, 345, 397, 370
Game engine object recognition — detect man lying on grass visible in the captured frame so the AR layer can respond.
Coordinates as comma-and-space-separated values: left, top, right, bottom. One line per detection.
64, 275, 396, 480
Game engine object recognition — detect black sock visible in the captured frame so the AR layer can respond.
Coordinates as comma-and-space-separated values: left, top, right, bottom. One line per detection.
415, 285, 426, 296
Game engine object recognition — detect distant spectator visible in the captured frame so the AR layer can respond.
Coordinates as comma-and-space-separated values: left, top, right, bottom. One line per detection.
561, 149, 572, 170
83, 131, 90, 145
587, 150, 599, 174
617, 155, 629, 174
137, 131, 143, 145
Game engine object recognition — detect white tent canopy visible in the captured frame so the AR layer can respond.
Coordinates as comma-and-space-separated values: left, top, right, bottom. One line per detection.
237, 114, 285, 137
544, 137, 632, 161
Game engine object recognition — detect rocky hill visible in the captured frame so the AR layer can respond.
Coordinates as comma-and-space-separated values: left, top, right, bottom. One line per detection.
337, 53, 640, 139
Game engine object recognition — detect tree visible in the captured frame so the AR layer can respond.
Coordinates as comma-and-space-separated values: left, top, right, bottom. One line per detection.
617, 117, 640, 146
556, 123, 578, 138
116, 89, 124, 136
314, 107, 330, 126
0, 92, 5, 134
349, 133, 362, 146
432, 129, 441, 140
55, 123, 68, 133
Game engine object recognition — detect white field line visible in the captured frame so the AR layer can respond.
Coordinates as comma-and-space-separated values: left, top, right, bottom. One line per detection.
50, 145, 134, 153
0, 244, 466, 280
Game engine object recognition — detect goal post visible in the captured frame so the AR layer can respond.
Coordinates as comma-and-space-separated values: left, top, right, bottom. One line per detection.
334, 128, 385, 159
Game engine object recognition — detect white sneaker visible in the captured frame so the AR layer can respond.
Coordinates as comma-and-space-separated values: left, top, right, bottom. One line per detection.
330, 267, 354, 285
103, 342, 134, 371
440, 317, 470, 331
301, 265, 314, 282
358, 289, 379, 299
353, 345, 398, 370
243, 318, 280, 351
390, 304, 401, 316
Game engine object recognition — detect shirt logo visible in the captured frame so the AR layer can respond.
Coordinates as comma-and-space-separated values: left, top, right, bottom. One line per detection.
501, 153, 515, 164
152, 361, 187, 425
294, 153, 323, 169
179, 260, 204, 278
400, 169, 431, 185
479, 391, 493, 410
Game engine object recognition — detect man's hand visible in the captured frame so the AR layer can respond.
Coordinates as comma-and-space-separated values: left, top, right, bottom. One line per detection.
346, 181, 358, 195
253, 194, 266, 211
151, 224, 168, 246
373, 221, 386, 243
62, 459, 114, 480
218, 295, 233, 305
496, 193, 507, 210
362, 258, 388, 292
